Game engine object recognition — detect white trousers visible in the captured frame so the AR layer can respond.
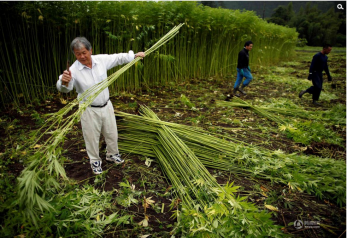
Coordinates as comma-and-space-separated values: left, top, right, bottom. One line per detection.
81, 101, 119, 163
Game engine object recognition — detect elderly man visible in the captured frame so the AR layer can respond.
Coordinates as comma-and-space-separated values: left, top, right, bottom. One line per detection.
299, 44, 332, 105
57, 37, 145, 174
233, 41, 253, 97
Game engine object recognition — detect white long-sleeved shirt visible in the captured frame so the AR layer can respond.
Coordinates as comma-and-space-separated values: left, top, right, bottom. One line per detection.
57, 51, 135, 106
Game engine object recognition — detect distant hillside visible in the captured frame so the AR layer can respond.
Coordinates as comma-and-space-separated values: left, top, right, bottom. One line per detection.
199, 1, 339, 18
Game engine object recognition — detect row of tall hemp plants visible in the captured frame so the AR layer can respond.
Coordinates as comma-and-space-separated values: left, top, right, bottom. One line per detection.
0, 1, 298, 107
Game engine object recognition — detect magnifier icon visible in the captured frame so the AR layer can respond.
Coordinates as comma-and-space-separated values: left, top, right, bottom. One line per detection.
337, 4, 344, 10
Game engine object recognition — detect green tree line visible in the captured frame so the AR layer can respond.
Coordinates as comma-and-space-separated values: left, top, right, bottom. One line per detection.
267, 2, 346, 46
0, 1, 298, 108
200, 1, 339, 19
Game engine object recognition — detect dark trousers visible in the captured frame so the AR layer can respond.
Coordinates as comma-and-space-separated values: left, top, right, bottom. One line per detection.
306, 72, 323, 101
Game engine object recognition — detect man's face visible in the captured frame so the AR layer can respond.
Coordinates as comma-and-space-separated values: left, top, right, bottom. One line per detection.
74, 47, 92, 66
245, 44, 253, 51
323, 47, 332, 55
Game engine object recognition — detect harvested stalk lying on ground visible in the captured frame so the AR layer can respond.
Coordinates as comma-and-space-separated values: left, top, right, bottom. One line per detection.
16, 24, 185, 226
217, 99, 346, 125
122, 106, 284, 237
217, 98, 345, 147
216, 98, 287, 125
117, 108, 346, 207
218, 98, 314, 120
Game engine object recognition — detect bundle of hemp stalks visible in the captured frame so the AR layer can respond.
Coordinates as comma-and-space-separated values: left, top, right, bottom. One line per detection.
116, 107, 346, 208
117, 106, 284, 237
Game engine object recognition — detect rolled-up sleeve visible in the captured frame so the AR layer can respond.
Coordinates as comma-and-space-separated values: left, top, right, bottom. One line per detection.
127, 50, 135, 62
57, 74, 74, 93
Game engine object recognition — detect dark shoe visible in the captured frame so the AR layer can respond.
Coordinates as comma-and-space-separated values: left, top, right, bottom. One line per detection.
233, 88, 240, 97
299, 90, 306, 98
238, 85, 247, 95
313, 100, 321, 106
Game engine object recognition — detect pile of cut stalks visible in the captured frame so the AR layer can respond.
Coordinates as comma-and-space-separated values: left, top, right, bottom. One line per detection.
116, 105, 345, 236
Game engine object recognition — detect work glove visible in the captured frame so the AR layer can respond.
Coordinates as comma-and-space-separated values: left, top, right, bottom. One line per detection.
328, 75, 332, 82
307, 73, 313, 80
247, 66, 251, 72
240, 69, 244, 77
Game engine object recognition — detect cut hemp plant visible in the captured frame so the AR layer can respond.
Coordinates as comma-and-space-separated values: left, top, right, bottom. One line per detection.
217, 98, 345, 146
2, 184, 132, 237
134, 106, 284, 237
117, 108, 346, 208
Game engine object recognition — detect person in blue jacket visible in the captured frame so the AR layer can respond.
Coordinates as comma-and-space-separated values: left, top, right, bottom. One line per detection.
233, 41, 253, 97
299, 44, 332, 105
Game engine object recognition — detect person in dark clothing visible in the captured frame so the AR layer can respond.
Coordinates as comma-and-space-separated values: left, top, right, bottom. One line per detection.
299, 44, 332, 105
233, 41, 253, 96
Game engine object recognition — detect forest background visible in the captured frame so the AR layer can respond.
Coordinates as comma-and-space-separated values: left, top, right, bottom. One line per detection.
0, 1, 345, 108
0, 1, 300, 108
201, 1, 346, 46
